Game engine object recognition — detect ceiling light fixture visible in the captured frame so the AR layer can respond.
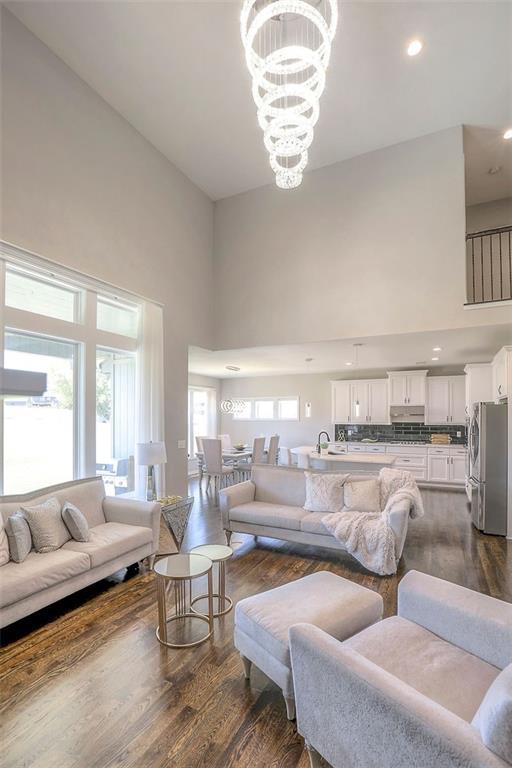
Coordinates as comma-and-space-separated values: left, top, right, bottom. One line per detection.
240, 0, 338, 189
225, 365, 241, 372
488, 166, 502, 175
407, 39, 423, 57
345, 361, 353, 366
504, 128, 512, 140
431, 357, 439, 361
433, 346, 442, 352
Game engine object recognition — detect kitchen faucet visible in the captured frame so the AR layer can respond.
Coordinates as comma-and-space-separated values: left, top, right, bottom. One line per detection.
316, 431, 331, 454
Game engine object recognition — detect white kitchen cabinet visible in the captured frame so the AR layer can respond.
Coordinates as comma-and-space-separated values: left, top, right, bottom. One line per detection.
331, 381, 351, 423
367, 380, 389, 424
426, 376, 466, 425
387, 371, 427, 406
492, 346, 512, 401
464, 363, 492, 413
350, 381, 369, 424
428, 454, 451, 482
450, 454, 467, 483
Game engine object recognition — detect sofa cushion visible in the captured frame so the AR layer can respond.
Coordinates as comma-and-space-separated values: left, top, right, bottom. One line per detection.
472, 663, 512, 763
304, 471, 347, 513
251, 466, 306, 507
5, 513, 32, 563
62, 522, 153, 568
235, 572, 383, 667
344, 478, 381, 513
21, 497, 71, 553
62, 502, 90, 542
0, 549, 90, 607
301, 512, 331, 535
344, 615, 500, 722
229, 501, 307, 531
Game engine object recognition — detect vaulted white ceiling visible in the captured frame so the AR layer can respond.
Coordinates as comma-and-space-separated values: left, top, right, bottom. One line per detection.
7, 1, 512, 200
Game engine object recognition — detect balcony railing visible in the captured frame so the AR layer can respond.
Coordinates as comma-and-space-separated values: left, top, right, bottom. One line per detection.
466, 225, 512, 305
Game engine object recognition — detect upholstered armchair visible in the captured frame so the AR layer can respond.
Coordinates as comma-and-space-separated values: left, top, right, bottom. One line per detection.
290, 570, 512, 768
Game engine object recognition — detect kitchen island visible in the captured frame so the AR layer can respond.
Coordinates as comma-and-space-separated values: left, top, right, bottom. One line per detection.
308, 451, 397, 473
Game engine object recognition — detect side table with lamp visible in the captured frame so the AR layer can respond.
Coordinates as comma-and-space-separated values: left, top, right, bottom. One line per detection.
136, 440, 167, 502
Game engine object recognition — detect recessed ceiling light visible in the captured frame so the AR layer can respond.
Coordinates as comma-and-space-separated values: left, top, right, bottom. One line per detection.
431, 357, 439, 361
225, 365, 240, 372
504, 128, 512, 140
433, 346, 442, 352
407, 39, 423, 57
305, 357, 313, 362
345, 362, 353, 366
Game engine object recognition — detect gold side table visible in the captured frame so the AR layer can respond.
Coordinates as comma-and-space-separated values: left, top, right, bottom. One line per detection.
154, 554, 214, 648
189, 544, 233, 618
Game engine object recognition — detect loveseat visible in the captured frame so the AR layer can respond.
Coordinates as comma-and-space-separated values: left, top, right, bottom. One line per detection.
0, 476, 160, 628
219, 465, 414, 565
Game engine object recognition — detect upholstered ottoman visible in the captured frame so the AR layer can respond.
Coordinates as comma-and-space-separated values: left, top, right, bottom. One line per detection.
234, 571, 383, 719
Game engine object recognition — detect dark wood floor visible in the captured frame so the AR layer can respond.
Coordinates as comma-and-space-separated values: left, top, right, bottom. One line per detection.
1, 481, 511, 768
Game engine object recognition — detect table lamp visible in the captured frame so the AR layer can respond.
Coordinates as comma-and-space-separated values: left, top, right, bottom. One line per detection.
136, 441, 167, 501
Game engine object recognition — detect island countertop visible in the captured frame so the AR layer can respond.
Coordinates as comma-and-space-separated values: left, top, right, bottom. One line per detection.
308, 451, 397, 465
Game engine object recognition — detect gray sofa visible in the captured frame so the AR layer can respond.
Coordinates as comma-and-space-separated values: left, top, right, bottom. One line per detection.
290, 571, 512, 768
219, 465, 412, 562
0, 476, 160, 628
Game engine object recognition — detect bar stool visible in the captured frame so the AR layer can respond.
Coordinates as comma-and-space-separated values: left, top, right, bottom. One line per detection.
189, 544, 233, 617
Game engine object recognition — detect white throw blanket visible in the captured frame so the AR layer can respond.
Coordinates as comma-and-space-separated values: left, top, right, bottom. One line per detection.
321, 469, 424, 576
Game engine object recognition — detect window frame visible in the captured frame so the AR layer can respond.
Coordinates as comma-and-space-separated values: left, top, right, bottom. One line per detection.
0, 244, 142, 495
232, 396, 300, 422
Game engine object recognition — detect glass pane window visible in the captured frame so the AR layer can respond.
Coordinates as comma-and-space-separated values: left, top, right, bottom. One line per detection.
254, 399, 275, 420
5, 267, 78, 322
96, 349, 136, 496
97, 297, 138, 338
278, 398, 299, 420
235, 399, 252, 420
188, 389, 209, 455
3, 332, 75, 494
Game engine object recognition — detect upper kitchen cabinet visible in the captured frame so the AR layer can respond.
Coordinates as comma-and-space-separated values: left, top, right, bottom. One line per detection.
331, 379, 389, 424
492, 346, 512, 401
387, 371, 427, 406
426, 376, 466, 425
464, 363, 492, 413
331, 380, 351, 423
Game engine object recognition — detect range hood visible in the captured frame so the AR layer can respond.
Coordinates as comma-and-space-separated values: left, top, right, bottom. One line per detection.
0, 368, 47, 397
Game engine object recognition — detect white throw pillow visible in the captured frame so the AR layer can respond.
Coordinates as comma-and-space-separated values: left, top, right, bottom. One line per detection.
472, 664, 512, 763
21, 497, 70, 553
344, 479, 381, 514
304, 472, 347, 513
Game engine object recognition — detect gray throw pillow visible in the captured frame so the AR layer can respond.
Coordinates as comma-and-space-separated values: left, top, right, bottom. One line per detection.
21, 497, 70, 553
472, 664, 512, 763
62, 501, 90, 542
5, 513, 32, 563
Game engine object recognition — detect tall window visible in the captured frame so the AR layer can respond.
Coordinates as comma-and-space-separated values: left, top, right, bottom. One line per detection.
96, 349, 136, 496
3, 333, 76, 494
0, 247, 143, 495
188, 387, 217, 457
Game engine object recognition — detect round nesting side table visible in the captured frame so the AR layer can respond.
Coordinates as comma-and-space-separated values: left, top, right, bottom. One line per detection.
154, 554, 214, 648
189, 544, 233, 617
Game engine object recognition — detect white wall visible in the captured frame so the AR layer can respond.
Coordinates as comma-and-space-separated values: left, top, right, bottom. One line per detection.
1, 9, 214, 494
214, 127, 509, 351
466, 198, 512, 232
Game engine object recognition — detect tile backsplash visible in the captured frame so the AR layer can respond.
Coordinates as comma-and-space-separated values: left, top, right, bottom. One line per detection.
334, 422, 467, 445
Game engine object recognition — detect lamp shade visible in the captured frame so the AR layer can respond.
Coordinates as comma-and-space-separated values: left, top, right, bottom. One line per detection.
136, 441, 167, 466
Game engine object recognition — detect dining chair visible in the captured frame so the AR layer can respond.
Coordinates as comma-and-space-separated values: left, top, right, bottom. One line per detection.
202, 438, 234, 501
267, 435, 280, 466
218, 434, 232, 451
195, 436, 208, 485
236, 436, 265, 482
279, 446, 292, 466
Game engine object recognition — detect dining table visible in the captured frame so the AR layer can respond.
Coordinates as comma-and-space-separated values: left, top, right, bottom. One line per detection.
195, 447, 252, 483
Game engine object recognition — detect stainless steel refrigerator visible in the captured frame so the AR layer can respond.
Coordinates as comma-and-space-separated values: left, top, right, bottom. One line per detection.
467, 402, 508, 535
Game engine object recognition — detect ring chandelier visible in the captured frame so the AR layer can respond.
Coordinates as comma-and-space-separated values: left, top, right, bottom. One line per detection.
241, 0, 338, 189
